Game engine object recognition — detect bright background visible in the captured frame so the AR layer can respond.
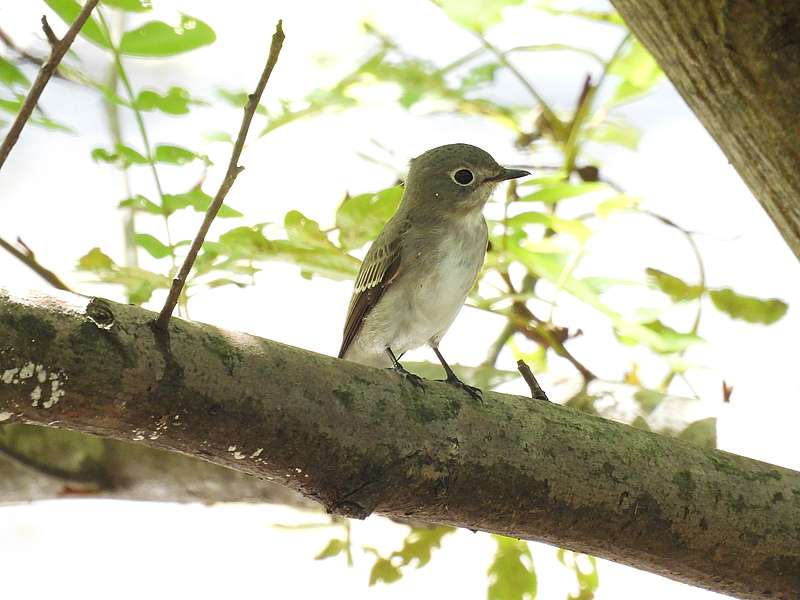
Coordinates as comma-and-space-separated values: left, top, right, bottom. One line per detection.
1, 1, 798, 599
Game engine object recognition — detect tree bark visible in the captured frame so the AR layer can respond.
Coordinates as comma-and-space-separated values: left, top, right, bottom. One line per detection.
0, 288, 798, 599
609, 0, 800, 260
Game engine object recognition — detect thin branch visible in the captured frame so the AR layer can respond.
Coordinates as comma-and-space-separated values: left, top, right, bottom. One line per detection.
516, 360, 550, 402
0, 0, 101, 170
155, 20, 286, 330
40, 16, 59, 47
0, 236, 72, 292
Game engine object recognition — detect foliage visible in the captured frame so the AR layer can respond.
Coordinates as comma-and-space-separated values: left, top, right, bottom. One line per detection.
0, 0, 791, 597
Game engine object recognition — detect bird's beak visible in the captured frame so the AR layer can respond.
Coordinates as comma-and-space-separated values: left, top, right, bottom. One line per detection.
488, 167, 530, 182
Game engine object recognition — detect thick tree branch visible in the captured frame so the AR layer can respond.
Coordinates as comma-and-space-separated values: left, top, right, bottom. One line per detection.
0, 288, 798, 598
155, 20, 285, 329
609, 1, 800, 260
0, 1, 100, 169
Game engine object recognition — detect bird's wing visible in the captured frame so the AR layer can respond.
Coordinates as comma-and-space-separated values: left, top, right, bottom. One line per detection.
338, 221, 407, 359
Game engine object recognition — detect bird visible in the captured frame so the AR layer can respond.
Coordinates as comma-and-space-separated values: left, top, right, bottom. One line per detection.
338, 143, 529, 400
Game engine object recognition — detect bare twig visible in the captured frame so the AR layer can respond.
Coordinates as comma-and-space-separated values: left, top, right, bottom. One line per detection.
0, 236, 72, 292
516, 360, 550, 402
40, 16, 60, 47
0, 0, 101, 170
155, 20, 286, 330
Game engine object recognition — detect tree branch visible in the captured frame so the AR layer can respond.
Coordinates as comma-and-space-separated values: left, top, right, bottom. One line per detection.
0, 0, 101, 170
0, 236, 72, 292
0, 287, 797, 598
155, 20, 286, 329
609, 1, 800, 260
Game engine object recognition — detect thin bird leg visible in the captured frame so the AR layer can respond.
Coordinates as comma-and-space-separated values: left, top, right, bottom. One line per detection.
385, 347, 424, 389
431, 346, 483, 402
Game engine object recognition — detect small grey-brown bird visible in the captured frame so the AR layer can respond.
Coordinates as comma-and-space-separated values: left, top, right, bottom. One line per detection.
338, 143, 529, 399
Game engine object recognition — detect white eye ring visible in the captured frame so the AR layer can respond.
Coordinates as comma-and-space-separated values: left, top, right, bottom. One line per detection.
451, 168, 474, 186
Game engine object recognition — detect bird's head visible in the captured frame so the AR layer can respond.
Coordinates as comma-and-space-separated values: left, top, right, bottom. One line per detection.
404, 143, 529, 215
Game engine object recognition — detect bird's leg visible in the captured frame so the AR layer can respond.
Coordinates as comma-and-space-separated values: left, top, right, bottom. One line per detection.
431, 346, 483, 402
385, 347, 424, 389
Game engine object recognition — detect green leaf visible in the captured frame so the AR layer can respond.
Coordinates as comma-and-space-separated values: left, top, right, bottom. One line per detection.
119, 194, 162, 215
487, 535, 537, 600
595, 194, 640, 218
203, 278, 248, 289
0, 57, 30, 88
646, 268, 703, 302
285, 211, 334, 248
336, 186, 403, 249
609, 39, 663, 105
678, 417, 717, 449
557, 549, 599, 600
154, 144, 200, 165
77, 247, 114, 271
102, 0, 152, 12
633, 389, 669, 415
163, 188, 242, 218
534, 2, 624, 25
135, 87, 201, 115
391, 526, 454, 569
438, 0, 525, 32
616, 320, 703, 354
505, 212, 592, 243
518, 181, 607, 203
45, 0, 111, 47
459, 62, 501, 90
586, 120, 641, 150
709, 288, 788, 325
91, 144, 147, 168
134, 233, 171, 259
314, 538, 346, 561
369, 558, 402, 586
119, 15, 216, 57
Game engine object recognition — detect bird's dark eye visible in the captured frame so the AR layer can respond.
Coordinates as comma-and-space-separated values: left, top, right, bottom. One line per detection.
452, 168, 474, 186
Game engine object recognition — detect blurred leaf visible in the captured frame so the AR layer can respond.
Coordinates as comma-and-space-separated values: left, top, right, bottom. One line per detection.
315, 538, 347, 561
203, 278, 248, 289
487, 535, 537, 600
155, 144, 202, 165
391, 526, 454, 569
77, 247, 114, 271
119, 15, 216, 57
163, 188, 242, 218
678, 417, 717, 449
595, 194, 640, 218
336, 186, 403, 249
518, 181, 607, 203
134, 233, 171, 259
459, 62, 501, 90
609, 39, 663, 105
505, 212, 592, 243
586, 120, 641, 150
102, 0, 151, 11
616, 320, 703, 354
136, 87, 203, 115
285, 210, 334, 248
631, 415, 650, 431
0, 57, 29, 88
709, 288, 788, 325
633, 388, 668, 415
534, 2, 624, 25
646, 268, 703, 301
76, 247, 169, 304
44, 0, 111, 48
369, 558, 402, 586
557, 549, 599, 600
438, 0, 524, 32
119, 194, 161, 215
91, 144, 147, 168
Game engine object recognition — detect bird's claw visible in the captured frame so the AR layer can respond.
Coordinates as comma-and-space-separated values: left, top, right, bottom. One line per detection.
391, 364, 425, 389
441, 376, 483, 402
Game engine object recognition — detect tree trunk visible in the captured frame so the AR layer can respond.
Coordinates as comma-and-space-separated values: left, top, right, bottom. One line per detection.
609, 0, 800, 260
1, 288, 798, 599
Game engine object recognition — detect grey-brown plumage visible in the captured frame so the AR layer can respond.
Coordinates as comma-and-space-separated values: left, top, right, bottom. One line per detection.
338, 143, 528, 398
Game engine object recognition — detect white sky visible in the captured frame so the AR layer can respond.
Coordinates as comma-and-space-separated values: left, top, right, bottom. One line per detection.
1, 1, 798, 599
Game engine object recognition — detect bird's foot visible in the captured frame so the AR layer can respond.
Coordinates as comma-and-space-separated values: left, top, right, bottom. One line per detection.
390, 363, 425, 390
440, 375, 483, 402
